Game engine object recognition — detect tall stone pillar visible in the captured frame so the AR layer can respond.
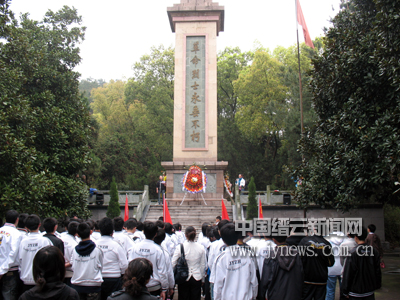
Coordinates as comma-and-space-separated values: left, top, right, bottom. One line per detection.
162, 0, 227, 204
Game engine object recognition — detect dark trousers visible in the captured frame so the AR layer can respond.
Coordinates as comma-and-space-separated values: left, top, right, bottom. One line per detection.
178, 276, 202, 300
0, 270, 20, 300
101, 277, 122, 300
302, 283, 326, 300
204, 274, 211, 300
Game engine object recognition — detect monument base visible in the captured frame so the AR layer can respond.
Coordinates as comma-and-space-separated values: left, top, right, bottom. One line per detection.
161, 160, 228, 203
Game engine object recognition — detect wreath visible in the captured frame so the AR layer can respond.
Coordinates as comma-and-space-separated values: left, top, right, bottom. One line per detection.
224, 176, 233, 197
182, 165, 207, 193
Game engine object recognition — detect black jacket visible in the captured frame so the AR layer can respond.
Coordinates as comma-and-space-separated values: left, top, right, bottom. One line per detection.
107, 288, 158, 300
43, 233, 65, 255
258, 244, 303, 300
298, 235, 334, 284
342, 243, 381, 297
19, 282, 79, 300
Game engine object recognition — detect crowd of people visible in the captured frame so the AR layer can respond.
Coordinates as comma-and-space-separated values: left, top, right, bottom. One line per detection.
0, 210, 383, 300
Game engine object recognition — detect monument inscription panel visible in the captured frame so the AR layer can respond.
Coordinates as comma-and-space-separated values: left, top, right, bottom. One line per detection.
185, 36, 206, 149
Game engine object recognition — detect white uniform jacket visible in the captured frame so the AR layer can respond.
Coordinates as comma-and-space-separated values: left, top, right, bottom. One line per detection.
213, 245, 258, 300
128, 239, 168, 291
71, 245, 103, 286
19, 232, 53, 285
113, 231, 135, 258
208, 238, 225, 281
160, 246, 175, 289
61, 233, 78, 273
96, 235, 128, 278
256, 239, 276, 276
0, 223, 22, 275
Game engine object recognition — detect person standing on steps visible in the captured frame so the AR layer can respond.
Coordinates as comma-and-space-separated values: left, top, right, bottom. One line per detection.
156, 175, 166, 205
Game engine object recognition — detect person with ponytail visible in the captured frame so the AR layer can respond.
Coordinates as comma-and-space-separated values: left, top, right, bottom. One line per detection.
172, 226, 206, 300
19, 246, 79, 300
107, 258, 157, 300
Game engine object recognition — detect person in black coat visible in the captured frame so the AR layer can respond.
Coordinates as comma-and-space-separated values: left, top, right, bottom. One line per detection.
43, 217, 64, 255
18, 246, 79, 300
258, 235, 303, 300
108, 258, 158, 300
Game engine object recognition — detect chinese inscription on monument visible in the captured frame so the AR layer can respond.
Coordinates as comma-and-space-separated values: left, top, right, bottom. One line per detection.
185, 37, 206, 148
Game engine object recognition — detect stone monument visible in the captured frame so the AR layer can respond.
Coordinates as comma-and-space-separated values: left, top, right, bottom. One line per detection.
162, 0, 227, 204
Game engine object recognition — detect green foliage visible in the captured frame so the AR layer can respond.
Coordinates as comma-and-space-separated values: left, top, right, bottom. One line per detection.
247, 177, 257, 220
0, 3, 91, 218
295, 0, 400, 211
79, 78, 106, 105
384, 204, 400, 245
107, 177, 120, 218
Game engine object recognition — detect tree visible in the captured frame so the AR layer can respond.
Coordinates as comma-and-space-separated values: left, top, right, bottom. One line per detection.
247, 177, 257, 220
0, 3, 91, 218
107, 177, 120, 218
295, 0, 400, 211
79, 78, 106, 105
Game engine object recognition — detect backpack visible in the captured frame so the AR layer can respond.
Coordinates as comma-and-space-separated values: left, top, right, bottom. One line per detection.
173, 244, 189, 285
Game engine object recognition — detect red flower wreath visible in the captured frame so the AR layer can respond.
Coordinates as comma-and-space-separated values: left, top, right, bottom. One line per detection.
182, 165, 207, 193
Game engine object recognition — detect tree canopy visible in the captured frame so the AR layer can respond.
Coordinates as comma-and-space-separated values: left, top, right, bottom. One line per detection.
0, 2, 91, 218
294, 0, 400, 210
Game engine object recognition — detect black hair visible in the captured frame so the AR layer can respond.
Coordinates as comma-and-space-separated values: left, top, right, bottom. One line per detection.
216, 216, 221, 221
67, 221, 79, 236
99, 217, 114, 236
220, 223, 238, 246
357, 226, 368, 241
137, 222, 144, 231
185, 226, 196, 242
155, 220, 164, 229
33, 246, 65, 292
77, 222, 91, 239
143, 221, 158, 240
154, 228, 166, 246
17, 213, 28, 228
124, 219, 137, 230
202, 222, 211, 236
5, 210, 19, 224
164, 223, 173, 235
123, 258, 153, 298
368, 224, 376, 233
212, 225, 220, 240
174, 223, 182, 231
86, 219, 95, 230
25, 214, 41, 231
113, 217, 124, 231
273, 236, 287, 244
158, 216, 164, 221
43, 217, 58, 233
217, 219, 230, 231
94, 220, 100, 230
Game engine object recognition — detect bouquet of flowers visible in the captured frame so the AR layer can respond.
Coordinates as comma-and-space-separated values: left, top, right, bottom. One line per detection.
182, 165, 207, 193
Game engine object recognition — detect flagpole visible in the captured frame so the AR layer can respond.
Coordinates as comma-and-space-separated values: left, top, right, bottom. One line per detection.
296, 0, 305, 161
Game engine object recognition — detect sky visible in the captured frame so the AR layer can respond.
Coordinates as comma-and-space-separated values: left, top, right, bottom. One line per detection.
10, 0, 342, 82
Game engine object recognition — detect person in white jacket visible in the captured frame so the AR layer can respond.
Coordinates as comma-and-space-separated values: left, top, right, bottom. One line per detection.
213, 223, 258, 300
61, 221, 79, 286
112, 217, 135, 258
154, 228, 175, 299
256, 236, 276, 277
19, 214, 53, 289
96, 217, 128, 300
325, 232, 345, 300
172, 226, 206, 300
0, 210, 23, 300
128, 221, 168, 300
71, 222, 103, 299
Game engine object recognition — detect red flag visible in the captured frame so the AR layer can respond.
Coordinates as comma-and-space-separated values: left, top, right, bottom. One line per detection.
221, 198, 229, 220
258, 195, 263, 219
297, 0, 314, 49
163, 194, 172, 224
124, 194, 129, 221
